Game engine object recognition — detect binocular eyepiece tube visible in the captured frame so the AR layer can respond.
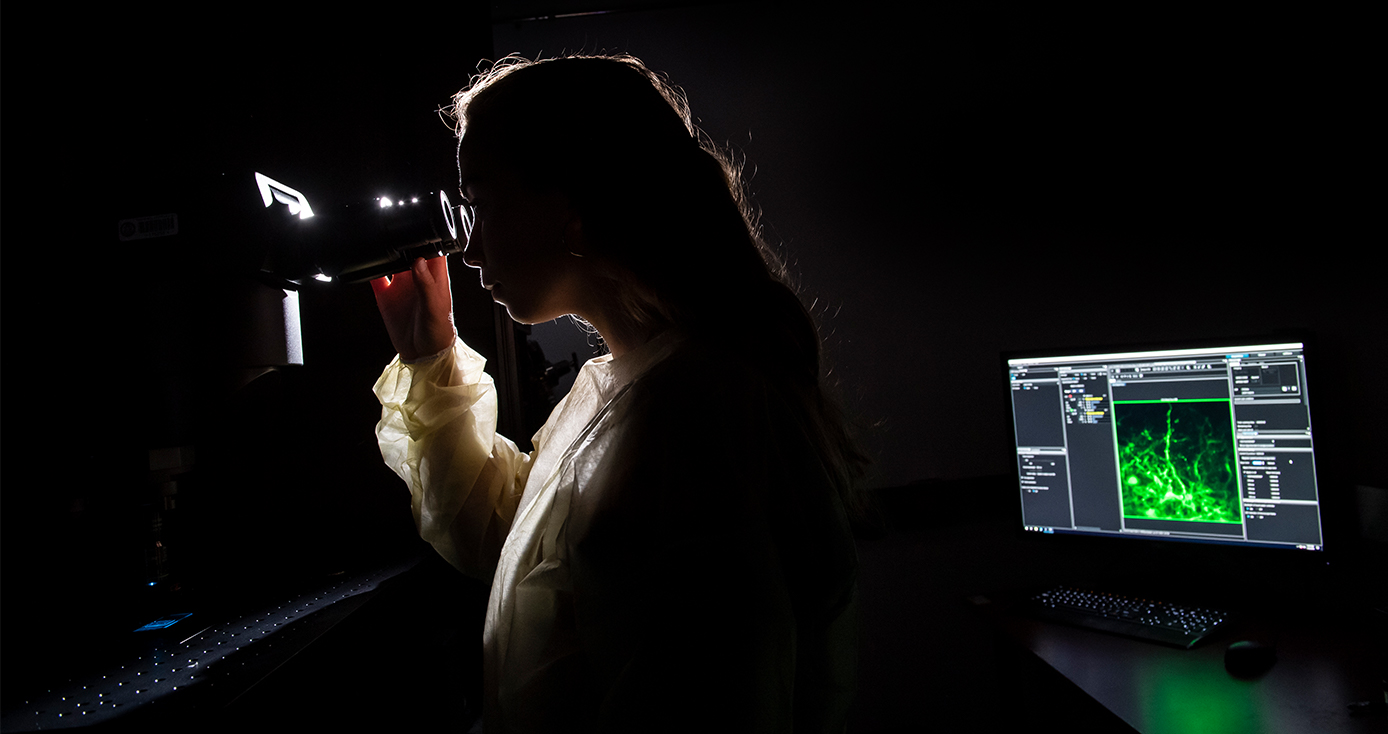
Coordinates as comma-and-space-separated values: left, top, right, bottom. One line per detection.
256, 172, 468, 286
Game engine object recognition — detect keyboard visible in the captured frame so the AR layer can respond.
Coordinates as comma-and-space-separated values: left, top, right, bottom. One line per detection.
1026, 585, 1234, 649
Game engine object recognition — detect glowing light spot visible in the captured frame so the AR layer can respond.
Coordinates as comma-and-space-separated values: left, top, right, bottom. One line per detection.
254, 172, 314, 219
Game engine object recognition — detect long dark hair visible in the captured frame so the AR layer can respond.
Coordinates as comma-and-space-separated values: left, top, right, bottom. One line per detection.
450, 54, 871, 524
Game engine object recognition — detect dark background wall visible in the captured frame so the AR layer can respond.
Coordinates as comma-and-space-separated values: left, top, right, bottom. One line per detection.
495, 2, 1382, 493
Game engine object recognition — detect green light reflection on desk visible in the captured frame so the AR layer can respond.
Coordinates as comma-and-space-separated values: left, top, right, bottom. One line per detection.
1135, 652, 1264, 734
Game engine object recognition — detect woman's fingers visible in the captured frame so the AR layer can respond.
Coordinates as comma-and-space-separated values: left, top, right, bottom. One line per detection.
371, 257, 456, 360
414, 254, 451, 292
372, 266, 414, 305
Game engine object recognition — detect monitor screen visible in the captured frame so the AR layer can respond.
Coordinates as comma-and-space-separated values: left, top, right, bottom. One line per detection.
1006, 340, 1325, 552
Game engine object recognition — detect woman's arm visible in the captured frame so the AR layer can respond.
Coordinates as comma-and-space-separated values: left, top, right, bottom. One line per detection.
372, 256, 531, 579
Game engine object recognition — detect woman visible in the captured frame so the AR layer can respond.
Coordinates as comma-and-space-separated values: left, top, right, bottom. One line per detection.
372, 55, 864, 733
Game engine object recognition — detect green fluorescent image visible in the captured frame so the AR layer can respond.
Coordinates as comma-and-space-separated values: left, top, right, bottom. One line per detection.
1114, 400, 1240, 523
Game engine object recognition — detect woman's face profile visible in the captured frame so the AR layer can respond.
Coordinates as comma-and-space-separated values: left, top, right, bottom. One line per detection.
458, 130, 587, 325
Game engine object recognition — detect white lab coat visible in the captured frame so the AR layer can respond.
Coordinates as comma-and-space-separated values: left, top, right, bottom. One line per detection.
375, 330, 857, 733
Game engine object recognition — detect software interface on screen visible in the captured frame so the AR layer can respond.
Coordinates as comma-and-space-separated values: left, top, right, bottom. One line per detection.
1008, 342, 1324, 551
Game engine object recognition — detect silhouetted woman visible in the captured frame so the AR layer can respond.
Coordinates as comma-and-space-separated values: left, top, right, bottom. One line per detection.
371, 55, 865, 733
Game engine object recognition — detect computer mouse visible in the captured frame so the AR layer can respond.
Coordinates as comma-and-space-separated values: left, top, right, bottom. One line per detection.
1224, 640, 1276, 677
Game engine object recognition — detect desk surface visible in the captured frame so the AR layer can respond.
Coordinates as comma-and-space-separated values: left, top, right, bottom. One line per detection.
983, 598, 1385, 734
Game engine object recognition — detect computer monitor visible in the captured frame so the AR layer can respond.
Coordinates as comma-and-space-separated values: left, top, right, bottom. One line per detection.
1005, 338, 1326, 555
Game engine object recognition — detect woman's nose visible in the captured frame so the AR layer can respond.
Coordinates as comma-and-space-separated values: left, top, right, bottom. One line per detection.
462, 233, 484, 269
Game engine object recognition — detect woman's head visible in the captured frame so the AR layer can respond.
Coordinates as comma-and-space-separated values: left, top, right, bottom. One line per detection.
452, 54, 870, 522
450, 55, 783, 339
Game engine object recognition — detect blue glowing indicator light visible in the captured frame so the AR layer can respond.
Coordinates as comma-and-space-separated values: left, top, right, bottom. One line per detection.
134, 613, 194, 632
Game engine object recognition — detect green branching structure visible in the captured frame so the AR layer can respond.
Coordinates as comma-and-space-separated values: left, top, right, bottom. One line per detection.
1114, 400, 1240, 524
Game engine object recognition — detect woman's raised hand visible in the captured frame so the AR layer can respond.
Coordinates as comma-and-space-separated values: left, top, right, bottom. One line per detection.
371, 256, 457, 361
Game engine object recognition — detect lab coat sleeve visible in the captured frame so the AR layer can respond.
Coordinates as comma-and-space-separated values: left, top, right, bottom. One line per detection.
374, 336, 533, 579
